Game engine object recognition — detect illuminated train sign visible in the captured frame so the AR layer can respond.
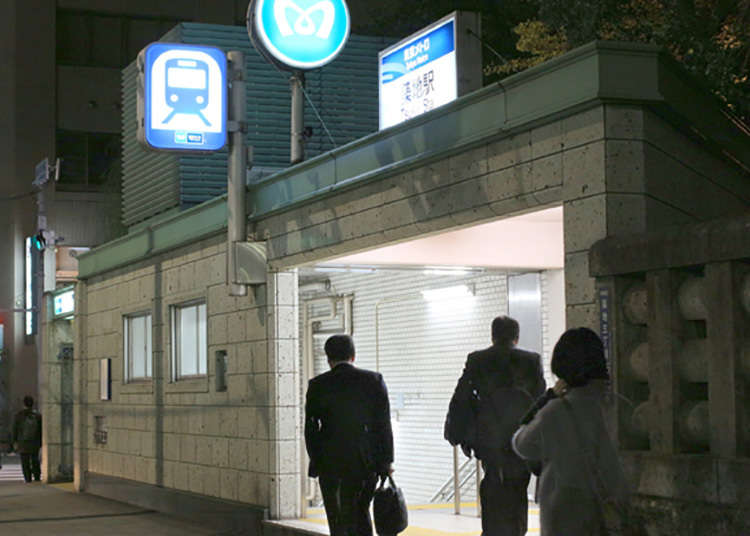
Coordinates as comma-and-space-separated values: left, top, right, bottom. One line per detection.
138, 43, 228, 152
247, 0, 351, 71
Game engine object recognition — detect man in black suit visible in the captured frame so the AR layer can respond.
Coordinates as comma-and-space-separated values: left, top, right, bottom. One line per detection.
305, 334, 394, 536
447, 316, 545, 536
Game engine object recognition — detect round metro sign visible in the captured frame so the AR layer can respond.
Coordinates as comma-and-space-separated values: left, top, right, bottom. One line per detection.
247, 0, 350, 70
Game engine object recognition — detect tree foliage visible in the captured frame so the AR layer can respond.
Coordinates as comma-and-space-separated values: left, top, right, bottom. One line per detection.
349, 0, 749, 122
517, 0, 750, 122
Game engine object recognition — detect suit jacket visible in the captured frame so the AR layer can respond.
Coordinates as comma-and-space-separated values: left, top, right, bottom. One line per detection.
305, 362, 394, 479
450, 344, 545, 471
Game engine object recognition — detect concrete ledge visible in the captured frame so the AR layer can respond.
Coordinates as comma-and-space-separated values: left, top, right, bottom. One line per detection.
589, 211, 750, 276
621, 452, 750, 506
85, 472, 267, 535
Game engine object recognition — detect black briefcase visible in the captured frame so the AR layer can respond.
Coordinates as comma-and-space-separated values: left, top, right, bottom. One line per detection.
373, 475, 408, 535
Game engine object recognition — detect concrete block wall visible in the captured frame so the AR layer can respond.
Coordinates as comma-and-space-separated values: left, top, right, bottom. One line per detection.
75, 234, 297, 516
256, 106, 610, 335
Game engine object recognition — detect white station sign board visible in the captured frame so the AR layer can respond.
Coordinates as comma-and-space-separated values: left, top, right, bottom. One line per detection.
138, 43, 228, 151
378, 14, 458, 130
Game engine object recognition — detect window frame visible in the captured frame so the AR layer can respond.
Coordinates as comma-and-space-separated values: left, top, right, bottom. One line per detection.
123, 311, 153, 383
170, 299, 208, 382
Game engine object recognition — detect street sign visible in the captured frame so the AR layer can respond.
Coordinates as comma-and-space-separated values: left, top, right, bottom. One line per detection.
53, 288, 75, 318
379, 14, 458, 130
33, 158, 49, 187
247, 0, 350, 70
138, 43, 228, 152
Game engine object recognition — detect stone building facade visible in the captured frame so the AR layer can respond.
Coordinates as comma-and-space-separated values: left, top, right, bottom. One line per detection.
68, 42, 749, 534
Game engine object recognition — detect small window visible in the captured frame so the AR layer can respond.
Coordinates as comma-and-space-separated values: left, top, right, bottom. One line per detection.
124, 313, 153, 381
171, 301, 207, 380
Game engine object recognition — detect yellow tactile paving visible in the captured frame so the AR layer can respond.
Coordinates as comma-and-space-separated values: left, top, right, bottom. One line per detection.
49, 481, 76, 492
298, 502, 541, 535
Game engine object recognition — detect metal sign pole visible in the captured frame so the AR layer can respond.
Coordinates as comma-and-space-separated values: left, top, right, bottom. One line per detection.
227, 50, 248, 297
290, 72, 305, 164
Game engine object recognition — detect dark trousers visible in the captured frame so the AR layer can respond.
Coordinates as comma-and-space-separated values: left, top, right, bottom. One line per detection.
20, 451, 41, 482
319, 474, 378, 536
479, 462, 529, 536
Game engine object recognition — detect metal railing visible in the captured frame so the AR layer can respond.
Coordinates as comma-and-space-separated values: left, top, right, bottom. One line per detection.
430, 446, 482, 517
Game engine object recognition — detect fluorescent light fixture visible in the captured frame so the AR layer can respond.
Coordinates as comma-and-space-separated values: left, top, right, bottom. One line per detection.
421, 284, 474, 301
314, 265, 377, 274
422, 266, 477, 276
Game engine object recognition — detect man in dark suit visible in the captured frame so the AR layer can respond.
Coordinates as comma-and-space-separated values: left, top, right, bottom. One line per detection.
305, 334, 394, 536
447, 316, 545, 536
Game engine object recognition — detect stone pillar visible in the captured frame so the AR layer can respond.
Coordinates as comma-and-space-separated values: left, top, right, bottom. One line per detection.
73, 280, 88, 491
705, 262, 746, 457
40, 293, 74, 482
647, 270, 682, 453
266, 269, 301, 519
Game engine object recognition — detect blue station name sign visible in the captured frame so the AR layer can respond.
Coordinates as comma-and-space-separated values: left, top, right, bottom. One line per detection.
139, 43, 228, 152
248, 0, 350, 70
378, 15, 458, 130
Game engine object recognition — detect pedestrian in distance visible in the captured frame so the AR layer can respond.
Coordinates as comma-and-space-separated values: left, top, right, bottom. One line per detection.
512, 327, 630, 536
445, 316, 546, 536
13, 395, 42, 483
305, 334, 394, 536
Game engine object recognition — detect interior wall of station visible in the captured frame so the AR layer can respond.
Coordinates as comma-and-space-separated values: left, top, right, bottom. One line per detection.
303, 268, 565, 504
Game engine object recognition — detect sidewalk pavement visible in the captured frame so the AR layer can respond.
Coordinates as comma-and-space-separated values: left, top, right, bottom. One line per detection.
0, 459, 217, 535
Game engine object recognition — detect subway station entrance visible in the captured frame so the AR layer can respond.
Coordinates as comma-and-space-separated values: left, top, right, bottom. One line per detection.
286, 206, 565, 535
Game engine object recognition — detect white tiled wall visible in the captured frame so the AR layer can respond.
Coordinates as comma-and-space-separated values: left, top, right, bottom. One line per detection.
301, 268, 564, 504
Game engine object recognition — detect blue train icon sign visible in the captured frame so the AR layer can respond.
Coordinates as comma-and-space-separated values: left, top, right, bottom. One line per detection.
247, 0, 350, 70
163, 58, 211, 126
138, 43, 227, 151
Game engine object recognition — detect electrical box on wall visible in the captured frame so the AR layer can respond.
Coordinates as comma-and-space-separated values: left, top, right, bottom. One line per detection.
216, 350, 228, 392
100, 358, 111, 400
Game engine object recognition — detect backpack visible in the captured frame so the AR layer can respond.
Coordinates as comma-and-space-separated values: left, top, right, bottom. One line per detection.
19, 411, 39, 442
473, 383, 534, 465
459, 352, 535, 467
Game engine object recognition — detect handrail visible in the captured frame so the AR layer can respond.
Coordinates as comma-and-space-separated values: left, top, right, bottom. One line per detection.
430, 448, 474, 503
430, 446, 482, 517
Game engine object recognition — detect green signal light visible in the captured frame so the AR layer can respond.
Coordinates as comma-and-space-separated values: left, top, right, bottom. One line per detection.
32, 231, 46, 251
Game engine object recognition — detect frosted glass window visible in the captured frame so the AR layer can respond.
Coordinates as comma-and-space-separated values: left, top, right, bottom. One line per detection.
124, 313, 152, 381
172, 301, 207, 379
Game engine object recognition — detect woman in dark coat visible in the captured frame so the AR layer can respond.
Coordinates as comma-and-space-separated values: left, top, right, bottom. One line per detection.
512, 328, 629, 536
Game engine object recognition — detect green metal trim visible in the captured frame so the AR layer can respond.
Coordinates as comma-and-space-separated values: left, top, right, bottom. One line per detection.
78, 41, 749, 280
78, 196, 227, 278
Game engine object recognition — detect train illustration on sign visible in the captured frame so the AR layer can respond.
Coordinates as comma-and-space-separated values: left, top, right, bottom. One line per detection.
163, 58, 211, 126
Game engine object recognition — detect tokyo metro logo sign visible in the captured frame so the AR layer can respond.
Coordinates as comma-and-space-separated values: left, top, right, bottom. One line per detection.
248, 0, 350, 70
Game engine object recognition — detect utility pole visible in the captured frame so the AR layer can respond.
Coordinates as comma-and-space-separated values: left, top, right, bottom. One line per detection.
290, 72, 305, 165
227, 50, 250, 298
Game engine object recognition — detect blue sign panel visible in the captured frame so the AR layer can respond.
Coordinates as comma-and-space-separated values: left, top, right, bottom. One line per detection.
378, 16, 457, 129
380, 21, 455, 85
249, 0, 350, 70
142, 43, 227, 151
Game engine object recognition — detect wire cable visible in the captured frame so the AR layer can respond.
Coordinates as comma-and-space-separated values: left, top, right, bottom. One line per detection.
273, 69, 339, 150
298, 82, 338, 149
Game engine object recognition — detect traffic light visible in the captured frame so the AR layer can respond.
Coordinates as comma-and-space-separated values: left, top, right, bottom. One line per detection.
32, 231, 46, 251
